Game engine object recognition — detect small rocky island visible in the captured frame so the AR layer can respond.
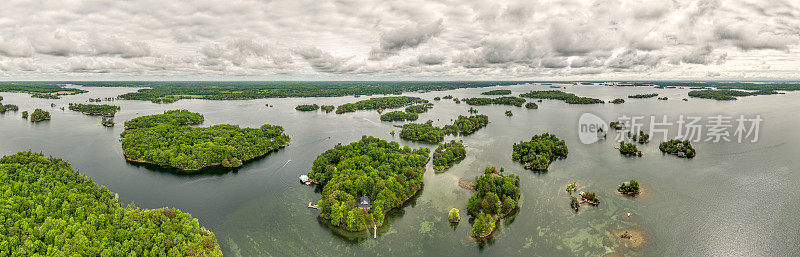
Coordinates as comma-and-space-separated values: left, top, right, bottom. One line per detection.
659, 139, 696, 158
467, 167, 520, 239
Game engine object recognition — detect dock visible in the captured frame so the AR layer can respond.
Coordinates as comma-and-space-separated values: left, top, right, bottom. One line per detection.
308, 202, 318, 209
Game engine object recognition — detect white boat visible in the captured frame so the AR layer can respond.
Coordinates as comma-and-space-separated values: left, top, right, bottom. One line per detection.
299, 175, 311, 185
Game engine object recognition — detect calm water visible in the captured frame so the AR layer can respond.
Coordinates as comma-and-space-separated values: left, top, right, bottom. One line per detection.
2, 84, 799, 256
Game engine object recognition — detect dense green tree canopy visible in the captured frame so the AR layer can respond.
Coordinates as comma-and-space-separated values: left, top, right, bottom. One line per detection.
619, 142, 640, 156
628, 93, 658, 98
320, 105, 335, 113
463, 97, 526, 107
68, 103, 120, 116
611, 98, 625, 104
0, 151, 221, 256
0, 104, 19, 113
295, 104, 320, 111
433, 140, 466, 172
124, 110, 204, 130
466, 167, 520, 237
481, 89, 512, 95
380, 111, 419, 122
405, 103, 434, 113
335, 96, 427, 114
309, 136, 430, 232
121, 110, 290, 171
400, 115, 489, 143
512, 133, 569, 171
688, 89, 778, 100
0, 84, 86, 99
618, 179, 640, 194
30, 109, 50, 122
659, 139, 696, 158
519, 90, 604, 104
525, 102, 538, 109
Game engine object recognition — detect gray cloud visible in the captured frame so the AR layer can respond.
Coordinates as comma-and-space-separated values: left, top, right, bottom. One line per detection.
369, 19, 444, 61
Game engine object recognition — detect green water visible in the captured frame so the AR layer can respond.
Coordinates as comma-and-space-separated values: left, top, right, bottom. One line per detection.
1, 84, 799, 256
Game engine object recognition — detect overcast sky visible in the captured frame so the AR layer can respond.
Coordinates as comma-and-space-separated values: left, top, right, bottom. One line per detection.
0, 0, 798, 81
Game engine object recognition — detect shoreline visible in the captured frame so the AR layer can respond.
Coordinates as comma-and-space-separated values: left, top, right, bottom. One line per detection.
122, 140, 291, 172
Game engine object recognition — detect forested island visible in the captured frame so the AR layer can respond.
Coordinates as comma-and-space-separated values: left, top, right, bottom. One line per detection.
505, 110, 513, 116
121, 110, 290, 171
481, 89, 512, 95
295, 104, 320, 111
659, 139, 696, 158
320, 105, 335, 113
0, 104, 19, 113
512, 133, 569, 171
399, 115, 489, 143
611, 98, 625, 104
405, 103, 433, 113
124, 110, 204, 130
68, 103, 120, 116
0, 151, 221, 256
309, 136, 430, 232
525, 102, 538, 109
463, 96, 526, 107
30, 109, 51, 122
101, 117, 115, 127
467, 167, 520, 238
335, 96, 427, 114
618, 179, 640, 195
628, 93, 658, 98
0, 84, 86, 99
519, 90, 604, 104
59, 81, 528, 103
688, 89, 778, 100
619, 142, 642, 157
380, 111, 419, 121
433, 140, 467, 172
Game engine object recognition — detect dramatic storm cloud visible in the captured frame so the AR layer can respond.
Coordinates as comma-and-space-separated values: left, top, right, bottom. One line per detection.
0, 0, 798, 80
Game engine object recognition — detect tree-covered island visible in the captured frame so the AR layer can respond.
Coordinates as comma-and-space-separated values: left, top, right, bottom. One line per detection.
628, 93, 659, 98
433, 140, 467, 172
463, 96, 526, 107
512, 133, 569, 171
295, 104, 320, 111
320, 105, 335, 113
688, 89, 778, 100
618, 179, 641, 195
525, 102, 538, 109
405, 103, 434, 113
481, 89, 512, 95
519, 90, 604, 104
335, 96, 427, 114
30, 109, 51, 122
0, 104, 19, 113
399, 115, 489, 143
380, 111, 419, 122
121, 110, 290, 171
659, 139, 696, 158
611, 98, 625, 104
68, 103, 120, 116
619, 142, 642, 157
309, 136, 430, 232
467, 167, 520, 238
0, 151, 221, 256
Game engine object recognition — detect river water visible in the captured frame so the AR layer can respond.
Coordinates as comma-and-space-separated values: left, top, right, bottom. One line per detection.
1, 83, 799, 256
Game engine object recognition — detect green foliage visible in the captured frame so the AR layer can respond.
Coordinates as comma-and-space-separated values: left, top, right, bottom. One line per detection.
101, 117, 115, 127
688, 89, 778, 100
442, 95, 453, 99
21, 111, 28, 119
570, 196, 580, 211
295, 104, 320, 111
619, 142, 640, 156
405, 103, 433, 113
471, 211, 496, 237
637, 131, 650, 143
380, 111, 419, 122
525, 102, 538, 109
68, 103, 120, 116
611, 98, 625, 104
618, 179, 640, 194
659, 139, 696, 158
481, 89, 512, 95
467, 167, 520, 216
336, 96, 427, 114
400, 115, 489, 143
609, 121, 625, 130
433, 97, 441, 101
121, 111, 290, 170
0, 84, 86, 98
463, 96, 526, 107
0, 151, 221, 256
658, 97, 669, 100
309, 136, 430, 232
0, 104, 19, 113
320, 105, 335, 113
580, 191, 600, 205
433, 140, 466, 172
628, 93, 658, 98
505, 110, 513, 116
448, 208, 460, 222
519, 90, 604, 104
30, 109, 50, 122
511, 133, 569, 171
124, 110, 204, 130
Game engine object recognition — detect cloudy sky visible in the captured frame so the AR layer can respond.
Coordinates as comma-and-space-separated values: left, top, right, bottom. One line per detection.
0, 0, 798, 81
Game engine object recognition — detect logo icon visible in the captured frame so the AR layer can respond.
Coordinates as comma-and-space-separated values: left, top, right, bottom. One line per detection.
578, 113, 607, 144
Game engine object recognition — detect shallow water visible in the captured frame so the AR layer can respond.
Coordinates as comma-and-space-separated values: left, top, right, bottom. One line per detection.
2, 83, 799, 256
